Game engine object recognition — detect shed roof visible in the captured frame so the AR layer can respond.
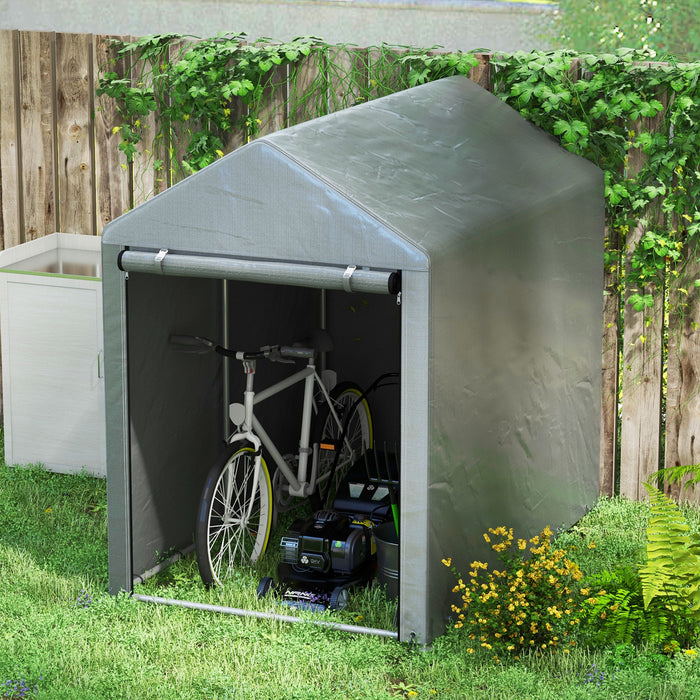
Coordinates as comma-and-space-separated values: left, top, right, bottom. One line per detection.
103, 76, 597, 271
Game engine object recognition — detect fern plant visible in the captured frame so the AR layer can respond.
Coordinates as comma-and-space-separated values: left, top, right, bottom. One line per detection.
652, 464, 700, 495
639, 482, 700, 628
583, 566, 678, 647
581, 486, 700, 649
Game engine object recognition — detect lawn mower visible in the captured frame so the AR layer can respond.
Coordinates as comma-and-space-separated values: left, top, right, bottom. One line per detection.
257, 449, 399, 612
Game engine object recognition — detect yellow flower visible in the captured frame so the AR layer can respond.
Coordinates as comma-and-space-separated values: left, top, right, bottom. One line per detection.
518, 539, 527, 550
588, 542, 596, 549
442, 557, 452, 567
45, 507, 53, 514
683, 649, 698, 656
483, 533, 491, 543
467, 648, 474, 654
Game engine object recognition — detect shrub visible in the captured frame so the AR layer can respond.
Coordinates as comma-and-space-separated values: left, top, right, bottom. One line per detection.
444, 526, 587, 661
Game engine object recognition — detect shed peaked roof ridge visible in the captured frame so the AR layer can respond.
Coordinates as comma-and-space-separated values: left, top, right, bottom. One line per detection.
103, 76, 599, 271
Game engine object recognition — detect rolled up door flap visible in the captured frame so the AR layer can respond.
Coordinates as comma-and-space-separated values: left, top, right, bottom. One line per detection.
117, 249, 401, 296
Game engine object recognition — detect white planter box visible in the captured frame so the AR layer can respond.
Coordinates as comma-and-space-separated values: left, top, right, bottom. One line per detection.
0, 233, 105, 476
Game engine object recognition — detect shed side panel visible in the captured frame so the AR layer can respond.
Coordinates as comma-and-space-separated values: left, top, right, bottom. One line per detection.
427, 178, 603, 640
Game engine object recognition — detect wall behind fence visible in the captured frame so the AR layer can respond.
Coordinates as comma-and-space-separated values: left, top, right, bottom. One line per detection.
1, 29, 699, 504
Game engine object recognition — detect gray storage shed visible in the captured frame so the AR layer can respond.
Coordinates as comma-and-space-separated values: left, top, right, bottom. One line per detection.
102, 75, 602, 644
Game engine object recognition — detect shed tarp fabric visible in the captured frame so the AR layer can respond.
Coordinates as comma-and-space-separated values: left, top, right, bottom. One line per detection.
102, 76, 603, 643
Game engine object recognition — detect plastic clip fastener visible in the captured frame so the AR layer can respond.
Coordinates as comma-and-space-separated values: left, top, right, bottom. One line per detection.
342, 265, 357, 293
155, 248, 168, 273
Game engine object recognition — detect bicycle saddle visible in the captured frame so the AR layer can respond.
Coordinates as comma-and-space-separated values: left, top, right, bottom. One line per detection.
294, 329, 333, 354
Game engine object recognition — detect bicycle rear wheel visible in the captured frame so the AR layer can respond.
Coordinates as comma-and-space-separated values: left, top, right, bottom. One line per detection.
313, 381, 373, 506
195, 445, 273, 586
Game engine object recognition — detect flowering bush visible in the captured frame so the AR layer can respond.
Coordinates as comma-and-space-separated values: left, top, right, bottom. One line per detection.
444, 526, 588, 660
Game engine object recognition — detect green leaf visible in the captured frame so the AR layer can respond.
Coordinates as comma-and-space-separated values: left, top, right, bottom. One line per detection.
628, 293, 654, 311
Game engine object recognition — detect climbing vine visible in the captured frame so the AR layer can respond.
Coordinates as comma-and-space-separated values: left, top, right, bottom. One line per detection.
490, 49, 700, 303
98, 36, 700, 302
97, 34, 323, 175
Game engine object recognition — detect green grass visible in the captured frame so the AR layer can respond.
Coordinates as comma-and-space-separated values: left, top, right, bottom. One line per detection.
2, 458, 700, 699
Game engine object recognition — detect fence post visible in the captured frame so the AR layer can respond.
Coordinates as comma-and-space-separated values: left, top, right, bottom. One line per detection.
56, 32, 95, 236
600, 225, 620, 496
618, 88, 666, 500
18, 31, 57, 241
94, 34, 131, 232
664, 237, 700, 505
0, 30, 21, 251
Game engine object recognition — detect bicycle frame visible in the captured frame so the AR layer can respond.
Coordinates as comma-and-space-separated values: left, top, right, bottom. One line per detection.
227, 353, 347, 515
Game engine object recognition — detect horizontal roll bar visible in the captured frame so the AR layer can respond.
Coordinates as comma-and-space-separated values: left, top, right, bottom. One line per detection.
118, 250, 401, 296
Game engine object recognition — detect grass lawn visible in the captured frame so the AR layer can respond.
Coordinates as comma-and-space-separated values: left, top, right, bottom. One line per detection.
2, 456, 700, 699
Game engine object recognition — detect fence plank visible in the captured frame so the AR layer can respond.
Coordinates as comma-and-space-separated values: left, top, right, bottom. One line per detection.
619, 233, 664, 500
468, 53, 493, 92
168, 37, 196, 185
18, 31, 57, 241
618, 99, 667, 500
257, 65, 288, 138
130, 37, 165, 206
600, 225, 620, 496
56, 32, 95, 236
664, 239, 700, 505
0, 30, 21, 250
94, 34, 131, 232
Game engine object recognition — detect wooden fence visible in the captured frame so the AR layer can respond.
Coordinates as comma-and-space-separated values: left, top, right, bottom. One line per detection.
1, 29, 698, 503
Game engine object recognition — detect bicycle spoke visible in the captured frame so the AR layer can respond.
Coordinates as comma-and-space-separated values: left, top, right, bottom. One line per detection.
197, 444, 273, 584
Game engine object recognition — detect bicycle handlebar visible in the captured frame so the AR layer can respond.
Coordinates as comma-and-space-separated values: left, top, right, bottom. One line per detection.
169, 335, 215, 353
170, 334, 315, 361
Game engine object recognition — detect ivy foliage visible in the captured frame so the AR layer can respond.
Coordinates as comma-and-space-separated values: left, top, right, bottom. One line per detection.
97, 33, 321, 174
97, 37, 700, 299
490, 49, 700, 297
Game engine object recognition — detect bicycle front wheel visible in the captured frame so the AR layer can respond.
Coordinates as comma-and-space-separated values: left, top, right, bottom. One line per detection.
195, 445, 273, 586
313, 381, 373, 506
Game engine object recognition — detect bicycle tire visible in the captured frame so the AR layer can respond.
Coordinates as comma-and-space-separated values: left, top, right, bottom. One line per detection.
313, 381, 373, 507
195, 445, 273, 586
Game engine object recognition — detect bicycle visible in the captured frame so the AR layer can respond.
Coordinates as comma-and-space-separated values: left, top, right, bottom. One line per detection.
170, 332, 373, 587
